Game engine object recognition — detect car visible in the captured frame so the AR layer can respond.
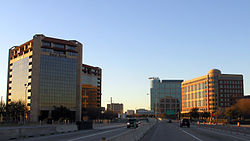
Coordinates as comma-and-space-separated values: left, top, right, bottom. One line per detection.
127, 119, 138, 128
180, 119, 190, 128
168, 119, 172, 123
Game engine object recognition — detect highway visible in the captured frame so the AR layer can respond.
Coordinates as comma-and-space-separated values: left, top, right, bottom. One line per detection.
140, 120, 250, 141
17, 123, 127, 141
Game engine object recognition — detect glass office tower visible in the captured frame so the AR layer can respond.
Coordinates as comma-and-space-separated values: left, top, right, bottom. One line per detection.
149, 77, 183, 115
7, 34, 82, 122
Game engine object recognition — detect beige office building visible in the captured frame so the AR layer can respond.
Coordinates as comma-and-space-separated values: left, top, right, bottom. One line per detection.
182, 69, 243, 113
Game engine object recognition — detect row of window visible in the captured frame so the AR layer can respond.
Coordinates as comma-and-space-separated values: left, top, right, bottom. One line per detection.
42, 48, 78, 56
182, 82, 208, 93
219, 85, 242, 89
42, 41, 75, 50
219, 80, 242, 84
182, 92, 208, 100
220, 89, 242, 93
183, 101, 208, 108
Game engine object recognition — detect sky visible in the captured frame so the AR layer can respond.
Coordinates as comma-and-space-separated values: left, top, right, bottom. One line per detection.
0, 0, 250, 111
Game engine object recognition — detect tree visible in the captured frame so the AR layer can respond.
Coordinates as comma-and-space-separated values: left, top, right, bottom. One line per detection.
6, 100, 27, 122
189, 107, 199, 120
215, 107, 225, 119
103, 111, 117, 120
200, 111, 210, 119
51, 106, 74, 121
225, 105, 240, 119
236, 99, 250, 116
225, 99, 250, 120
82, 107, 101, 120
0, 102, 6, 121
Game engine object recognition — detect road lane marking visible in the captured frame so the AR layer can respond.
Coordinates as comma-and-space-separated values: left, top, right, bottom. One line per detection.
181, 129, 203, 141
95, 124, 125, 130
67, 128, 123, 141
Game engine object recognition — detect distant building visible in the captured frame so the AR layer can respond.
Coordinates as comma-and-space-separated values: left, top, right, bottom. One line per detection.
107, 103, 123, 114
127, 110, 135, 115
149, 77, 183, 115
244, 95, 250, 99
182, 69, 244, 113
6, 34, 82, 122
81, 64, 102, 109
136, 109, 153, 115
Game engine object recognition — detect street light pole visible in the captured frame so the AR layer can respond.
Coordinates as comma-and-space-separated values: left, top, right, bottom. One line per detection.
24, 83, 28, 124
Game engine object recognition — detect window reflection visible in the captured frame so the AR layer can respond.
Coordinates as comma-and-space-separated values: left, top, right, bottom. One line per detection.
40, 55, 77, 109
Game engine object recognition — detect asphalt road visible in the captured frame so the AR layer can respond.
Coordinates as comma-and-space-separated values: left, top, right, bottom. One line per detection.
16, 124, 128, 141
140, 121, 250, 141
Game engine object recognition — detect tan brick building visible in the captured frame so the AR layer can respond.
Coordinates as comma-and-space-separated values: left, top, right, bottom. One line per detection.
181, 69, 243, 114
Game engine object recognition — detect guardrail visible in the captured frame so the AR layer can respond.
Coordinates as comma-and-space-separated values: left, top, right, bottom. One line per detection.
193, 122, 250, 136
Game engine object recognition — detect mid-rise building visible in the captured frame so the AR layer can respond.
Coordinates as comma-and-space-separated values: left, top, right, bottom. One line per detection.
107, 103, 123, 114
243, 95, 250, 99
136, 109, 153, 115
149, 77, 183, 115
6, 34, 82, 122
182, 69, 244, 113
126, 110, 135, 115
81, 64, 102, 109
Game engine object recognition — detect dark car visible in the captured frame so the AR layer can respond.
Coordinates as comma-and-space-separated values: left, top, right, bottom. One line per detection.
127, 119, 138, 128
168, 119, 172, 123
180, 119, 190, 128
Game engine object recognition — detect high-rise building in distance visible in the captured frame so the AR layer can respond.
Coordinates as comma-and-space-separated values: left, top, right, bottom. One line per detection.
6, 34, 82, 122
81, 64, 102, 109
181, 69, 244, 113
107, 103, 123, 114
149, 77, 183, 115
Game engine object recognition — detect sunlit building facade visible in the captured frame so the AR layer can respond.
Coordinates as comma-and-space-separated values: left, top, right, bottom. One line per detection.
81, 64, 102, 109
182, 69, 244, 113
6, 34, 82, 122
149, 77, 183, 115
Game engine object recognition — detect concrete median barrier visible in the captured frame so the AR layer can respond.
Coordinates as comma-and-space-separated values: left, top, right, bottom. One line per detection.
0, 124, 78, 140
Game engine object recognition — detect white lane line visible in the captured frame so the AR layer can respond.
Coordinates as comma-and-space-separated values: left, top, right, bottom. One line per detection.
67, 128, 123, 141
95, 124, 125, 130
181, 129, 203, 141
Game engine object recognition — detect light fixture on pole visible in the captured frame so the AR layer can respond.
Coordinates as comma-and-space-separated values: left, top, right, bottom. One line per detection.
24, 83, 28, 124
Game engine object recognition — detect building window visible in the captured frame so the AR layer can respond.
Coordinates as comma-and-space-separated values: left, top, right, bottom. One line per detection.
54, 43, 65, 49
68, 52, 77, 56
54, 50, 65, 55
42, 48, 52, 53
42, 41, 51, 47
67, 45, 75, 50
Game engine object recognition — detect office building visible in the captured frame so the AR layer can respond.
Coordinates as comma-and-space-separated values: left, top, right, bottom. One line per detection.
6, 34, 82, 122
136, 109, 153, 115
81, 64, 102, 109
107, 103, 123, 114
243, 95, 250, 99
126, 110, 135, 115
182, 69, 244, 113
149, 77, 183, 115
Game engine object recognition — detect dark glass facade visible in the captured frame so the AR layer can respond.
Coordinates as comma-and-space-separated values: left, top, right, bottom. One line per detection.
150, 78, 183, 114
40, 55, 77, 109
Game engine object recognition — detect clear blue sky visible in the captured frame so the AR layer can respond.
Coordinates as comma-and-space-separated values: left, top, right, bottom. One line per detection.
0, 0, 249, 111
